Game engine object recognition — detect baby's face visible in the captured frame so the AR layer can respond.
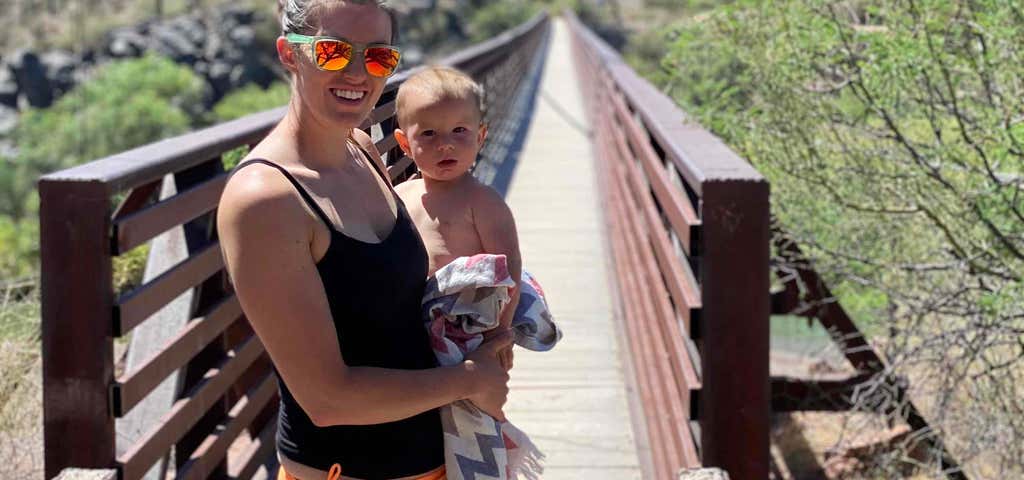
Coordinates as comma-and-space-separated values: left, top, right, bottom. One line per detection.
397, 96, 486, 182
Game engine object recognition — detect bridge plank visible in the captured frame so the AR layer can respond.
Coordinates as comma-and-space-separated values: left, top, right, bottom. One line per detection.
504, 18, 644, 480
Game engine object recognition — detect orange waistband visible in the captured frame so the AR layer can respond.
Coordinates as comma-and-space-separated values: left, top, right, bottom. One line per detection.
277, 465, 446, 480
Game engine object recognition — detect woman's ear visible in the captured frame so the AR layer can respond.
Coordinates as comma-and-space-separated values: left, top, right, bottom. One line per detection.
276, 36, 299, 73
394, 128, 413, 156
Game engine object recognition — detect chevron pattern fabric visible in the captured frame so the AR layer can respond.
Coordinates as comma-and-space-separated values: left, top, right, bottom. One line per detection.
423, 254, 559, 479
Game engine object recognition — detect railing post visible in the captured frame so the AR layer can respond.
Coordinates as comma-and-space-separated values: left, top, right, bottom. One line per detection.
40, 178, 115, 479
698, 178, 770, 479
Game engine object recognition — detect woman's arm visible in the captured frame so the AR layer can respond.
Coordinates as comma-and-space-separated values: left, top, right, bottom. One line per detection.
218, 166, 510, 426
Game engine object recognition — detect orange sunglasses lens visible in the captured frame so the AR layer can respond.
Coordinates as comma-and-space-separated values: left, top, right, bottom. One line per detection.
315, 40, 352, 71
365, 47, 401, 77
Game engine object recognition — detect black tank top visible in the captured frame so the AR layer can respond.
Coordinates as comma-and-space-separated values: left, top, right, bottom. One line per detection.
232, 149, 443, 479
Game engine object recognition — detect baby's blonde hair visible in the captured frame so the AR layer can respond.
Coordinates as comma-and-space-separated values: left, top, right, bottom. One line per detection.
396, 66, 484, 127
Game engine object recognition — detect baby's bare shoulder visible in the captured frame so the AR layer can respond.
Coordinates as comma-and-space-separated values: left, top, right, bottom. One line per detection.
469, 181, 512, 217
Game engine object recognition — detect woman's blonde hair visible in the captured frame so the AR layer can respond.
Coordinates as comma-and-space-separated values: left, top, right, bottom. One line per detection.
278, 0, 399, 43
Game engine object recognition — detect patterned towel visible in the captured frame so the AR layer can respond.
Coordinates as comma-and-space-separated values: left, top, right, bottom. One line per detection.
423, 254, 561, 480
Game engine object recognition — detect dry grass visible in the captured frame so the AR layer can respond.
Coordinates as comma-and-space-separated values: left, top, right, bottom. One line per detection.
0, 0, 275, 55
0, 335, 42, 479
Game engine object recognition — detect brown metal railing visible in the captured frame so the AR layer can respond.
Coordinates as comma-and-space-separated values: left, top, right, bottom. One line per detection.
567, 12, 771, 480
39, 14, 550, 480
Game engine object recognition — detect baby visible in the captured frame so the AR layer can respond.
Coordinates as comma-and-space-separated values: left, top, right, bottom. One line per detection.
394, 66, 521, 368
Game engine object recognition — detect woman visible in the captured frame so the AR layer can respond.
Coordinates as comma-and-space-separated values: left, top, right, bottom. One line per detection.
216, 1, 512, 479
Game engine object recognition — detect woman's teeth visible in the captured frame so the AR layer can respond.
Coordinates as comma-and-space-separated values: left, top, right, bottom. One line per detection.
332, 89, 365, 100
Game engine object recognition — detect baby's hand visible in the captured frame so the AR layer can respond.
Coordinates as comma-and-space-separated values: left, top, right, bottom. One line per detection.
483, 328, 515, 371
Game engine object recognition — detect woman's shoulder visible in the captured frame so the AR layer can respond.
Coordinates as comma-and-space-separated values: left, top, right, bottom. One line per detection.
219, 157, 311, 238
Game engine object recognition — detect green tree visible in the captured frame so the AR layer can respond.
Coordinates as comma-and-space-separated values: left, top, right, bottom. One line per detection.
9, 53, 205, 220
638, 1, 1024, 476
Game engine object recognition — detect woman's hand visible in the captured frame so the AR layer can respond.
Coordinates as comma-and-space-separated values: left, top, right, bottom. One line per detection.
464, 330, 514, 421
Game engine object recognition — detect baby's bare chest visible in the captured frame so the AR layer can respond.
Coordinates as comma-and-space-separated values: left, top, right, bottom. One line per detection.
407, 203, 483, 267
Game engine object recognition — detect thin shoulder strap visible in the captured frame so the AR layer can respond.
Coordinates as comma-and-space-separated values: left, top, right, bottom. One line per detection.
350, 139, 391, 185
233, 159, 335, 229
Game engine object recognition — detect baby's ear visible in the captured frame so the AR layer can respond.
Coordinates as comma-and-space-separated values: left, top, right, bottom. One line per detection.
478, 123, 488, 145
394, 128, 413, 156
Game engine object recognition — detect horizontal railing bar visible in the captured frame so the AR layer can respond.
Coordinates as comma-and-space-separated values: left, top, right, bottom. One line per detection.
566, 12, 765, 196
387, 156, 413, 182
605, 79, 700, 251
610, 106, 702, 313
771, 373, 877, 412
38, 108, 284, 194
176, 372, 277, 480
112, 172, 229, 255
117, 334, 264, 480
375, 135, 399, 157
609, 146, 700, 468
112, 181, 161, 221
359, 100, 397, 130
599, 136, 674, 480
440, 13, 547, 74
226, 415, 277, 480
113, 295, 243, 416
605, 108, 702, 388
39, 14, 549, 197
610, 169, 698, 471
114, 241, 224, 336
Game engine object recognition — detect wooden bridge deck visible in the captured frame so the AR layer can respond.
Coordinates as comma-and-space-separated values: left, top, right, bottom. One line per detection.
503, 19, 645, 479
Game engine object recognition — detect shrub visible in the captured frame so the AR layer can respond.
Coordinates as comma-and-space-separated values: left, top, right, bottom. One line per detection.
13, 54, 205, 185
468, 1, 540, 42
212, 82, 290, 122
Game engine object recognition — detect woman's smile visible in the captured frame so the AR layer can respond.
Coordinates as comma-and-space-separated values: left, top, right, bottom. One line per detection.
329, 88, 368, 106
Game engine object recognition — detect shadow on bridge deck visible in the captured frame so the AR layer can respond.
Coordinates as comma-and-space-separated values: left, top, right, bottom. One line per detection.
500, 19, 645, 480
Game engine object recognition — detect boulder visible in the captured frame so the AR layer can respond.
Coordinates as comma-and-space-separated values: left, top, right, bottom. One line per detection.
167, 16, 207, 48
41, 50, 78, 95
107, 28, 148, 58
206, 60, 234, 99
0, 66, 18, 108
8, 50, 52, 108
151, 24, 200, 65
0, 104, 17, 137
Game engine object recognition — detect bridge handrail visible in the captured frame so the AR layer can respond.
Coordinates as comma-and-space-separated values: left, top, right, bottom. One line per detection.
567, 11, 770, 480
38, 13, 550, 480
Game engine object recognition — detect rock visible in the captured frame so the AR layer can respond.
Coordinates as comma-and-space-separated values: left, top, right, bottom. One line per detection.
0, 67, 18, 108
228, 26, 257, 50
168, 16, 206, 48
207, 60, 234, 98
41, 50, 78, 95
8, 50, 53, 108
151, 24, 199, 65
107, 28, 147, 58
678, 468, 730, 480
220, 6, 255, 28
0, 104, 18, 137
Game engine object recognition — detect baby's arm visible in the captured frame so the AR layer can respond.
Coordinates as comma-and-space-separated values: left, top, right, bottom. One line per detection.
472, 185, 521, 369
